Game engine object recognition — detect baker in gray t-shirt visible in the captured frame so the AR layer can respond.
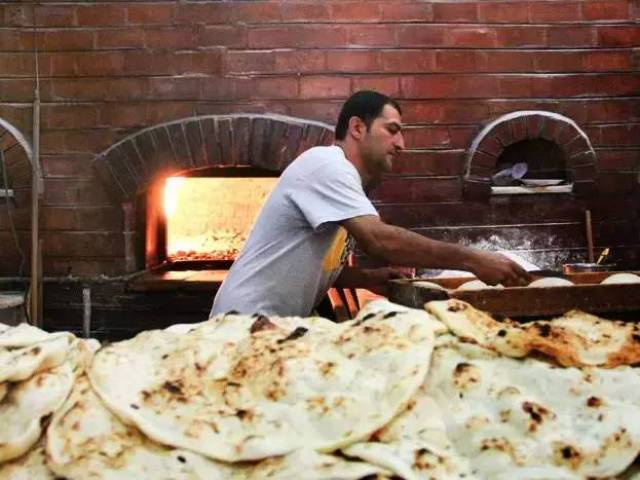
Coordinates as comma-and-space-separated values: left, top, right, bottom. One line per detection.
211, 145, 375, 317
211, 91, 531, 318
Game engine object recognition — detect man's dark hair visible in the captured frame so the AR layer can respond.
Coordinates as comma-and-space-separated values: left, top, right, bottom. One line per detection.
334, 90, 402, 141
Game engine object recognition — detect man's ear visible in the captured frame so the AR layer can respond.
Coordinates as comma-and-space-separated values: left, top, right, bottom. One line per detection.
347, 116, 365, 140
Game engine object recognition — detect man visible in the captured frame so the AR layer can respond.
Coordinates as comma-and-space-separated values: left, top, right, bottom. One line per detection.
211, 91, 530, 317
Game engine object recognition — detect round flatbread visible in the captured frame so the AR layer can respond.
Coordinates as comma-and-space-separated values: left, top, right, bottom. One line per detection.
528, 278, 574, 288
601, 273, 640, 285
412, 281, 446, 291
457, 280, 504, 291
89, 302, 434, 462
47, 375, 232, 480
0, 362, 76, 462
0, 441, 55, 480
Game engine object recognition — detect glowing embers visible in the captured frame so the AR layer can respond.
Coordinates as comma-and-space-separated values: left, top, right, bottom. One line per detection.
163, 176, 278, 262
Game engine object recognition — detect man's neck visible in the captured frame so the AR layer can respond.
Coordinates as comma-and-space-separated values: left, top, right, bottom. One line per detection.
334, 141, 374, 190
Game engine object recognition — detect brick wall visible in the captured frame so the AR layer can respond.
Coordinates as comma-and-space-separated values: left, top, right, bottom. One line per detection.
1, 0, 639, 276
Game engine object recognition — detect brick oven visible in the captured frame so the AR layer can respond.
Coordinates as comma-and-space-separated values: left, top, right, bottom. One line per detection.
0, 0, 638, 338
94, 114, 333, 280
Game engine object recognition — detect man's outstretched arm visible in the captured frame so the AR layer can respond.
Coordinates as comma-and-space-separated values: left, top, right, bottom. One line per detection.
342, 215, 532, 286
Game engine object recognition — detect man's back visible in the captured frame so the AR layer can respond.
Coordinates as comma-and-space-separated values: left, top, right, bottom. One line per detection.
210, 145, 376, 317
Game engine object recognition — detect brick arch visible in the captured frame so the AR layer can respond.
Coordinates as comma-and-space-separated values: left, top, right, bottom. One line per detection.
93, 114, 335, 201
0, 117, 37, 192
463, 110, 597, 200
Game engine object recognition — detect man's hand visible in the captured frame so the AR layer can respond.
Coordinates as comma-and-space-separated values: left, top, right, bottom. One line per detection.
468, 251, 533, 287
365, 267, 412, 296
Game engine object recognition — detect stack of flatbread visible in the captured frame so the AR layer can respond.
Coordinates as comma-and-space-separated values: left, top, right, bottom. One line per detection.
3, 298, 640, 479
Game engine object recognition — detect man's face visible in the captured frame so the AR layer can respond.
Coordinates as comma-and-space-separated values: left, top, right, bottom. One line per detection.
360, 104, 405, 180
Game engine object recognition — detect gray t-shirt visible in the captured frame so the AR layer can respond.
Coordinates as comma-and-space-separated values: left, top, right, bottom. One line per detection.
210, 145, 378, 317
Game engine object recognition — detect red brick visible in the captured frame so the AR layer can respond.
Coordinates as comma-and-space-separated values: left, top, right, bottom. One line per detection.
380, 3, 433, 22
0, 79, 35, 102
44, 105, 98, 129
478, 135, 503, 156
76, 52, 125, 76
201, 77, 248, 101
496, 26, 545, 47
0, 52, 38, 76
477, 51, 534, 72
352, 77, 399, 97
477, 2, 529, 23
449, 127, 477, 149
276, 51, 326, 73
175, 51, 223, 75
401, 75, 498, 99
594, 73, 640, 96
0, 29, 33, 51
404, 127, 451, 148
98, 105, 149, 129
40, 129, 118, 155
433, 3, 478, 22
3, 5, 33, 27
199, 26, 247, 48
234, 2, 282, 22
145, 27, 195, 49
391, 150, 464, 176
371, 177, 462, 203
392, 150, 465, 176
597, 26, 640, 47
41, 52, 77, 76
598, 172, 637, 195
41, 154, 95, 177
529, 2, 581, 22
401, 101, 490, 124
38, 30, 92, 50
145, 102, 195, 124
547, 26, 596, 47
435, 51, 478, 72
148, 77, 200, 100
128, 3, 176, 24
95, 29, 145, 49
583, 0, 630, 20
248, 26, 348, 48
286, 101, 342, 124
331, 2, 381, 21
534, 51, 585, 72
176, 3, 235, 23
585, 51, 632, 71
381, 50, 435, 73
445, 27, 496, 47
226, 51, 275, 74
300, 76, 350, 99
252, 77, 299, 99
396, 25, 445, 47
586, 99, 640, 122
597, 149, 640, 170
51, 78, 148, 102
347, 24, 397, 47
327, 50, 380, 73
280, 3, 331, 21
77, 5, 126, 26
35, 5, 76, 27
599, 124, 640, 146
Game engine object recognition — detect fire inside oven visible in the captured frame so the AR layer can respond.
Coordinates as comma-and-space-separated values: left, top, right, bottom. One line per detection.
161, 175, 278, 267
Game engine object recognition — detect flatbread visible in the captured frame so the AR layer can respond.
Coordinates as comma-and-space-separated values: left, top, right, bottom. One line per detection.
0, 361, 76, 462
89, 301, 434, 462
528, 277, 574, 287
601, 273, 640, 285
457, 280, 490, 291
0, 334, 75, 383
355, 299, 448, 335
47, 375, 232, 480
0, 441, 55, 480
426, 300, 640, 368
0, 323, 68, 348
412, 281, 446, 291
422, 336, 640, 478
236, 448, 391, 480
